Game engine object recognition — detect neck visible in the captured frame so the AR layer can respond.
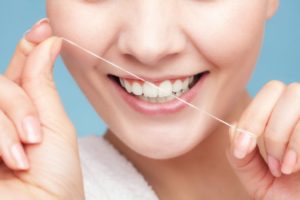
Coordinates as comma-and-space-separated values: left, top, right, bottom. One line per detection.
105, 91, 252, 200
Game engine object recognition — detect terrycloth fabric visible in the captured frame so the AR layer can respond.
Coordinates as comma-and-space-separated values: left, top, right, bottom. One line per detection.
78, 135, 159, 200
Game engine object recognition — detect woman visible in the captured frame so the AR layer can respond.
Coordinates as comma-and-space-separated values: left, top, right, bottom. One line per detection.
0, 0, 299, 199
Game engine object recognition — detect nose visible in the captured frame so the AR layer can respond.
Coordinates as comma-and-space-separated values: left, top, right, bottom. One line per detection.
117, 1, 186, 66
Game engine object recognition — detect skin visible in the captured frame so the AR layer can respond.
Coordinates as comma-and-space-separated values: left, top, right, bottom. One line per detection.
0, 0, 300, 199
48, 0, 269, 158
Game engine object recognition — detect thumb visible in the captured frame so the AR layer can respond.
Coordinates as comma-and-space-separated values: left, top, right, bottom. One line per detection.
21, 36, 72, 130
226, 125, 275, 199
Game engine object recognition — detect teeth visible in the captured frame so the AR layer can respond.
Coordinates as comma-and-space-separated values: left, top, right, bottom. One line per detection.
165, 96, 176, 101
119, 75, 196, 103
158, 80, 172, 97
172, 80, 182, 93
175, 92, 181, 96
120, 79, 125, 87
188, 76, 194, 84
182, 78, 189, 90
137, 90, 185, 103
124, 80, 132, 93
132, 82, 143, 95
143, 82, 158, 98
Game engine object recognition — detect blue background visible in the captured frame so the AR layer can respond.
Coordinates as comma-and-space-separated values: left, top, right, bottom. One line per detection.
1, 1, 299, 137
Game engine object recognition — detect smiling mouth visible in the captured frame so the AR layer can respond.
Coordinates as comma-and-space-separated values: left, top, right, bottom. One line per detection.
108, 71, 209, 103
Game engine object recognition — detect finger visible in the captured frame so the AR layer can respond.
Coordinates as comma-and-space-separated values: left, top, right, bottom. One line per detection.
0, 110, 29, 170
0, 75, 42, 144
280, 83, 300, 175
233, 81, 285, 160
226, 143, 274, 199
21, 37, 73, 133
264, 82, 300, 176
281, 121, 300, 175
5, 18, 52, 84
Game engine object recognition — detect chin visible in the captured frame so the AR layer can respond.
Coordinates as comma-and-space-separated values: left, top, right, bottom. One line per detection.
117, 117, 213, 160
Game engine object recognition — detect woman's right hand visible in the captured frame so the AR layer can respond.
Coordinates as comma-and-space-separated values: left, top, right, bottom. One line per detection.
0, 18, 84, 200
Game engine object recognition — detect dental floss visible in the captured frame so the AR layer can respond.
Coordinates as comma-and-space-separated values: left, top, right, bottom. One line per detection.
62, 38, 257, 139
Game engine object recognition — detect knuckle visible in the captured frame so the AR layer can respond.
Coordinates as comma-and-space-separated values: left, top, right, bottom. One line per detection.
11, 77, 21, 85
264, 127, 280, 142
16, 38, 33, 57
0, 112, 14, 134
288, 82, 300, 88
264, 80, 285, 91
8, 99, 36, 117
7, 100, 37, 121
239, 112, 265, 134
0, 85, 37, 119
22, 74, 55, 90
0, 76, 20, 98
0, 74, 9, 83
286, 82, 300, 97
0, 114, 20, 148
264, 126, 289, 146
21, 76, 40, 91
0, 74, 20, 86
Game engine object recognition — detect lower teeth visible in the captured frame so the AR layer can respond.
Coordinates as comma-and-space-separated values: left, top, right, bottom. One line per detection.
136, 89, 188, 103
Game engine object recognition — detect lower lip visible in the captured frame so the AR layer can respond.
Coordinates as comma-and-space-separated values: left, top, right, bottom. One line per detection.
110, 73, 208, 115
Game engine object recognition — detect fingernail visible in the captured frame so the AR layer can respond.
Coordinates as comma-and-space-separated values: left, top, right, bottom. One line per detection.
233, 132, 253, 159
229, 123, 237, 142
247, 138, 257, 154
281, 149, 297, 175
22, 29, 31, 38
24, 18, 49, 38
22, 116, 42, 143
50, 38, 62, 62
268, 155, 282, 177
31, 18, 50, 31
11, 143, 29, 169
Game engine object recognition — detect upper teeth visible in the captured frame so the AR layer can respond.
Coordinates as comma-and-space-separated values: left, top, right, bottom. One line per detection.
119, 76, 194, 98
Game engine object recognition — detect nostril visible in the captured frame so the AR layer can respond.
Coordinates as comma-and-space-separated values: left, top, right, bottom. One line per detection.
119, 43, 181, 66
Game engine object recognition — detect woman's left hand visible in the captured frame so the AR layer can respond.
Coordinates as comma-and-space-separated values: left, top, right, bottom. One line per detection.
227, 80, 300, 200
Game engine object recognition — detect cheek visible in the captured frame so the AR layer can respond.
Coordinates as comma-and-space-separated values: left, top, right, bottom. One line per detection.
46, 1, 121, 61
181, 1, 266, 69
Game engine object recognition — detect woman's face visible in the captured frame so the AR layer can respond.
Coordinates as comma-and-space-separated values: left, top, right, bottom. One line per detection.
47, 0, 278, 159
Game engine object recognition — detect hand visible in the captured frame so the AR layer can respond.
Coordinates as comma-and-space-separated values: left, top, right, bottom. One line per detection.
227, 81, 300, 200
0, 19, 84, 199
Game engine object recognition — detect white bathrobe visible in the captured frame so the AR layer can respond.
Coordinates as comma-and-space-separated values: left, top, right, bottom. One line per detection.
78, 135, 159, 200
